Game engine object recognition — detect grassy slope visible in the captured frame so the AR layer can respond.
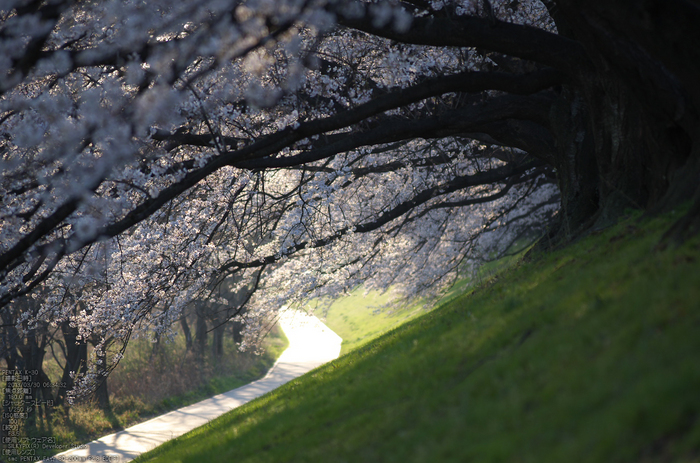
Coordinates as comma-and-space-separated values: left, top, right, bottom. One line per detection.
312, 251, 521, 355
308, 289, 427, 354
136, 212, 700, 463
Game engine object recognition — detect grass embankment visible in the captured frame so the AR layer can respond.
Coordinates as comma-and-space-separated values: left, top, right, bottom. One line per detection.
309, 289, 424, 354
137, 211, 700, 463
311, 250, 520, 355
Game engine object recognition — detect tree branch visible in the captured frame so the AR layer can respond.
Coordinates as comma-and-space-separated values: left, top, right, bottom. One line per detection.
218, 159, 544, 273
330, 0, 592, 75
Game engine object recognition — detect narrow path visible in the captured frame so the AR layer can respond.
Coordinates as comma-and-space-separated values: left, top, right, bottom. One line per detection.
44, 309, 342, 463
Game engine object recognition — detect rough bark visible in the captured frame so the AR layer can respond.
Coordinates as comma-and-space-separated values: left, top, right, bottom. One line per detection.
552, 0, 700, 235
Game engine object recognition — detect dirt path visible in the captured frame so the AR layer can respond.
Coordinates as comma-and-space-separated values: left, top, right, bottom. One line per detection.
43, 309, 342, 463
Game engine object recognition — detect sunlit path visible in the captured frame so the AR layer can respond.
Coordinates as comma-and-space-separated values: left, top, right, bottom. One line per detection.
43, 309, 341, 463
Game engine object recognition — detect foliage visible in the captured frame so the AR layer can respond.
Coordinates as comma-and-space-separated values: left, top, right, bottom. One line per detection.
133, 210, 700, 463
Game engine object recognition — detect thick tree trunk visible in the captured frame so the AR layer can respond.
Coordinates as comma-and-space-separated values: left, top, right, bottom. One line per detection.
547, 0, 700, 239
549, 85, 599, 235
579, 74, 665, 222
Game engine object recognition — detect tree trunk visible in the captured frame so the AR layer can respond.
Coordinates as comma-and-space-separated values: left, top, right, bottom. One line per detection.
56, 321, 88, 407
212, 322, 224, 361
150, 332, 161, 360
180, 316, 193, 352
16, 329, 48, 432
231, 317, 245, 345
553, 0, 700, 236
93, 348, 110, 411
195, 313, 207, 358
1, 355, 17, 450
548, 84, 599, 236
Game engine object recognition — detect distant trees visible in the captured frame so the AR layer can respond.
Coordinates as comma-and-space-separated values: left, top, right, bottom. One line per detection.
1, 0, 698, 398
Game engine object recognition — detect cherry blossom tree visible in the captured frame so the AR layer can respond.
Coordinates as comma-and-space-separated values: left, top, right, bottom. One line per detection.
1, 0, 699, 398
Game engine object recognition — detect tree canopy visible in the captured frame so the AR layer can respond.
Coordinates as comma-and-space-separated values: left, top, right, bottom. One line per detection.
1, 0, 699, 396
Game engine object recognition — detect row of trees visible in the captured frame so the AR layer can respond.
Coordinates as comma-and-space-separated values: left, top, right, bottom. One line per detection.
1, 293, 246, 436
1, 0, 698, 407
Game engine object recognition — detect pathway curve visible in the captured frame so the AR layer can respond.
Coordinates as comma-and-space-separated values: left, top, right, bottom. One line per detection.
43, 309, 341, 463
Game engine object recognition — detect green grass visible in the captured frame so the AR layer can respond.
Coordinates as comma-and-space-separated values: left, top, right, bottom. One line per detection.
310, 244, 524, 355
308, 289, 426, 354
136, 210, 700, 463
